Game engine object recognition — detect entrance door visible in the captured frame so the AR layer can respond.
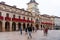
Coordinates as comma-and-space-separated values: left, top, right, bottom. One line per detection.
12, 22, 16, 31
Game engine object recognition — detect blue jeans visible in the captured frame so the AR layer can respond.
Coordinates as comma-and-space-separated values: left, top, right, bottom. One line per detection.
28, 31, 32, 38
20, 29, 22, 35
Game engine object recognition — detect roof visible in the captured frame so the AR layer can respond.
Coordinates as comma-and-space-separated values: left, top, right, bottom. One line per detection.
0, 1, 32, 13
27, 0, 38, 4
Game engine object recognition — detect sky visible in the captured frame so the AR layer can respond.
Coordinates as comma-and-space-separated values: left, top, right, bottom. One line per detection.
0, 0, 60, 17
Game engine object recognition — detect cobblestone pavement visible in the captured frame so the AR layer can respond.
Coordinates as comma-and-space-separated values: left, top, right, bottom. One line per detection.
0, 30, 60, 40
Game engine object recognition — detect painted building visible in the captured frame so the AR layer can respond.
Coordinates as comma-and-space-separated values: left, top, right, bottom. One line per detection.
0, 1, 35, 32
0, 0, 54, 32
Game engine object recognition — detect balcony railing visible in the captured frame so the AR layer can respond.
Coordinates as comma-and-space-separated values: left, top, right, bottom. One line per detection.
12, 18, 18, 22
5, 17, 11, 21
12, 18, 34, 23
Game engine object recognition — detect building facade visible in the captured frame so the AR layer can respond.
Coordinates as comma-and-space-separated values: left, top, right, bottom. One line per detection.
27, 0, 40, 29
0, 0, 54, 32
40, 14, 54, 30
54, 16, 60, 29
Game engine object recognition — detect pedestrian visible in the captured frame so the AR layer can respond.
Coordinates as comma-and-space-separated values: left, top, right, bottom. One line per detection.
43, 27, 48, 36
20, 27, 22, 35
35, 27, 37, 32
32, 27, 35, 32
27, 25, 32, 39
45, 27, 48, 36
25, 27, 27, 34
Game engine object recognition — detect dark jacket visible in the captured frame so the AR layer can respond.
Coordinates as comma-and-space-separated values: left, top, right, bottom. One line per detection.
27, 26, 32, 32
32, 27, 34, 31
25, 28, 27, 32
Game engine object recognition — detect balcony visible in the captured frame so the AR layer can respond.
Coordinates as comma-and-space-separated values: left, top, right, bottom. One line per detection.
5, 17, 11, 21
12, 18, 18, 22
41, 22, 53, 25
12, 18, 34, 23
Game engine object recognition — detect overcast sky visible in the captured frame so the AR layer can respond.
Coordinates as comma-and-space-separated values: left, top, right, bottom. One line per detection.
0, 0, 60, 17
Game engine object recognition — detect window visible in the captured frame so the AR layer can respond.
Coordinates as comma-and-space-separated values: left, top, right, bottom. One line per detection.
0, 12, 1, 16
6, 13, 9, 17
36, 19, 39, 23
31, 18, 32, 21
23, 17, 25, 19
36, 19, 38, 21
31, 14, 32, 16
19, 16, 20, 19
13, 15, 15, 18
27, 18, 29, 20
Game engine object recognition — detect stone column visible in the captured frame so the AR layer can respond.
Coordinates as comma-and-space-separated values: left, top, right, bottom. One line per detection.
2, 21, 5, 32
16, 22, 18, 31
26, 23, 27, 28
52, 24, 54, 30
34, 23, 36, 30
34, 23, 35, 28
38, 23, 41, 30
10, 22, 12, 31
21, 23, 23, 30
42, 24, 44, 29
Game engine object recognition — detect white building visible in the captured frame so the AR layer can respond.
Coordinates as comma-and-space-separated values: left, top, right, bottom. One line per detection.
54, 16, 60, 29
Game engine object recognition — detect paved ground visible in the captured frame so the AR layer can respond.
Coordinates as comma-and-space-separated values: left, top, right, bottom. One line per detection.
0, 30, 60, 40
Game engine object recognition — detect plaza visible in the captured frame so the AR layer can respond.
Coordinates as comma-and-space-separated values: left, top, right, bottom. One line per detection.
0, 30, 60, 40
0, 0, 60, 40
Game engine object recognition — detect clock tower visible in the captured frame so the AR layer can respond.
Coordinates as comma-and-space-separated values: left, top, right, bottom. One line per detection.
27, 0, 39, 13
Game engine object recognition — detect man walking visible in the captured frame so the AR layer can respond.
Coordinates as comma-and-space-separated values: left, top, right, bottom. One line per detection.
27, 25, 32, 39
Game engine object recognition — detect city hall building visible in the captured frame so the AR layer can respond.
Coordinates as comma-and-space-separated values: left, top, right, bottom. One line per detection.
0, 0, 54, 32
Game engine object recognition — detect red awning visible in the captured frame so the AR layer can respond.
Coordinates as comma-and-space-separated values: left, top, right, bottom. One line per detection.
41, 22, 53, 25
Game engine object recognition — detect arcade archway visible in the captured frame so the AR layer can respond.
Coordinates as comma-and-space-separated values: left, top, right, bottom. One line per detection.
18, 23, 21, 31
23, 23, 26, 30
12, 22, 16, 31
0, 21, 2, 32
27, 23, 29, 28
5, 22, 10, 31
